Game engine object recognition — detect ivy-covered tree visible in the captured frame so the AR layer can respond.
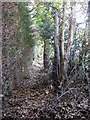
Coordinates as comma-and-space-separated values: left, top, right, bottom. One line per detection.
17, 2, 35, 76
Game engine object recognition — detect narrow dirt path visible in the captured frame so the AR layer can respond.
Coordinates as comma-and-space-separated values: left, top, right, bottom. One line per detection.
3, 65, 54, 119
3, 65, 89, 120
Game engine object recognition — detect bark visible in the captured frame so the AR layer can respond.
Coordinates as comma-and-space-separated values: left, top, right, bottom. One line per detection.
0, 2, 2, 119
59, 2, 66, 79
65, 2, 75, 74
53, 9, 60, 82
43, 39, 50, 70
87, 1, 90, 107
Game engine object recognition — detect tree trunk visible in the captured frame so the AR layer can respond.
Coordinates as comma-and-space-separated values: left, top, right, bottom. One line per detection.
53, 9, 60, 83
59, 2, 66, 80
65, 2, 75, 74
87, 1, 90, 107
0, 2, 2, 119
43, 39, 50, 70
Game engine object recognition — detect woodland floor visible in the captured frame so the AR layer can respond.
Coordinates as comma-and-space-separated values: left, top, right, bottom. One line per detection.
2, 65, 90, 120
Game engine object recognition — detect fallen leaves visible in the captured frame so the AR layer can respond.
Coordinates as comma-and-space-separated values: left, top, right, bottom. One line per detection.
2, 68, 89, 120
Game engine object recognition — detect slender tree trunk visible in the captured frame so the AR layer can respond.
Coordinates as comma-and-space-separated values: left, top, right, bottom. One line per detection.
53, 9, 60, 82
65, 2, 75, 74
59, 2, 66, 80
43, 39, 50, 70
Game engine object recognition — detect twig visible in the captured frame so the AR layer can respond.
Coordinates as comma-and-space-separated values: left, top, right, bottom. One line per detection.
53, 88, 77, 102
63, 80, 74, 92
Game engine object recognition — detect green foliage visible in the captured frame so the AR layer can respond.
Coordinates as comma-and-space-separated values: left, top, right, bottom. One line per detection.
18, 3, 35, 47
36, 3, 54, 40
67, 26, 88, 80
